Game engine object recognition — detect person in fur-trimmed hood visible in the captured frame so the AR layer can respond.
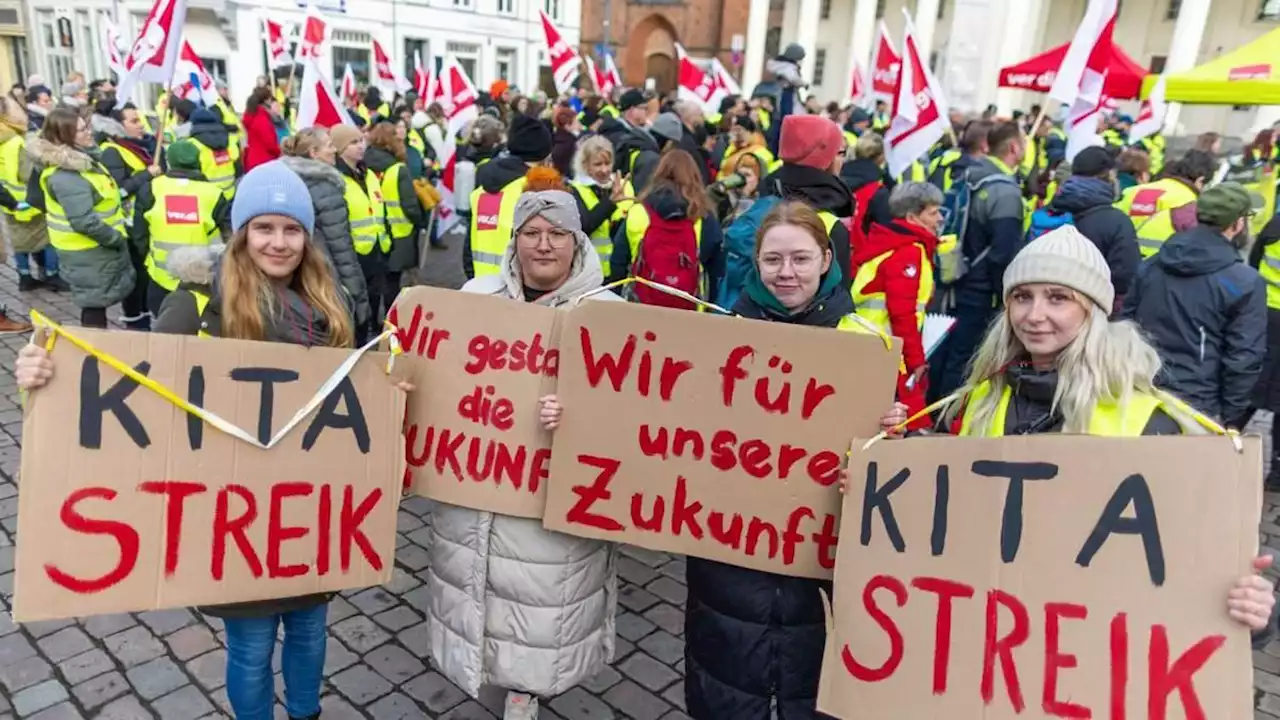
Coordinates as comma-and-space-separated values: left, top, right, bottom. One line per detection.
151, 243, 223, 334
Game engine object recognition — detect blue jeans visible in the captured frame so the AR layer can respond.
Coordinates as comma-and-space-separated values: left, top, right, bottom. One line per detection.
14, 247, 58, 276
222, 604, 327, 720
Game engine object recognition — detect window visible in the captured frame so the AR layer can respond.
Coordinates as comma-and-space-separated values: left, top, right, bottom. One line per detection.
820, 0, 831, 19
938, 0, 946, 19
814, 47, 826, 85
544, 0, 560, 19
875, 0, 886, 19
199, 57, 227, 85
1149, 55, 1167, 73
404, 38, 428, 80
10, 36, 28, 85
1261, 0, 1280, 19
37, 10, 75, 88
764, 27, 781, 58
497, 0, 515, 12
76, 10, 98, 79
453, 0, 473, 9
496, 47, 517, 82
1165, 0, 1181, 20
332, 30, 373, 88
448, 41, 480, 84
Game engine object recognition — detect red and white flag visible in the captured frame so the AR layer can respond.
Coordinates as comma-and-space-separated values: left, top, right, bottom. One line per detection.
849, 59, 867, 104
296, 7, 329, 63
296, 54, 353, 129
1129, 75, 1167, 143
264, 18, 292, 69
169, 39, 216, 104
602, 53, 622, 95
539, 10, 580, 94
884, 10, 949, 179
1055, 0, 1119, 160
710, 57, 741, 99
414, 50, 434, 100
434, 56, 480, 233
676, 44, 722, 112
372, 37, 412, 95
587, 56, 614, 96
870, 20, 901, 102
340, 63, 358, 105
101, 17, 125, 77
115, 0, 190, 108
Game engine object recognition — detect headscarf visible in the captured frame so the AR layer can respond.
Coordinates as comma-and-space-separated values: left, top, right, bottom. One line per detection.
500, 189, 602, 305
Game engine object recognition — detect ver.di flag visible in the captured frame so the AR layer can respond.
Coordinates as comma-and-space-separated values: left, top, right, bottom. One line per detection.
539, 10, 580, 94
849, 58, 867, 104
372, 37, 412, 95
884, 10, 949, 180
676, 44, 722, 113
296, 6, 329, 63
296, 53, 353, 129
1057, 0, 1119, 160
434, 56, 480, 234
870, 20, 901, 102
602, 53, 623, 96
710, 57, 742, 99
170, 40, 216, 105
264, 18, 293, 69
1130, 75, 1167, 144
340, 63, 358, 105
101, 18, 125, 77
587, 56, 615, 97
115, 0, 190, 108
414, 50, 434, 101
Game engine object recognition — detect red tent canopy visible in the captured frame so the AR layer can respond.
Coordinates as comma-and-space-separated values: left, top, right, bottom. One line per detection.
998, 43, 1148, 100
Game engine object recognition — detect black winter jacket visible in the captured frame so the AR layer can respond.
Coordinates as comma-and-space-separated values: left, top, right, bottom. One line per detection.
1122, 225, 1267, 425
761, 163, 854, 290
1047, 176, 1140, 308
955, 157, 1023, 304
599, 117, 661, 192
838, 157, 893, 235
91, 114, 155, 201
685, 274, 850, 720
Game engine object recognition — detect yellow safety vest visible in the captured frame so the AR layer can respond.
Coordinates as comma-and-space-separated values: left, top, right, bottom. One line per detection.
407, 132, 426, 158
843, 131, 858, 150
758, 109, 771, 132
851, 243, 934, 334
896, 160, 926, 184
1137, 135, 1166, 176
571, 181, 617, 276
600, 105, 619, 120
1101, 128, 1126, 148
469, 177, 528, 277
0, 136, 38, 222
1116, 178, 1197, 257
1260, 242, 1280, 311
143, 175, 224, 291
343, 169, 390, 256
190, 137, 238, 200
356, 104, 392, 124
39, 164, 126, 252
215, 100, 245, 151
192, 290, 213, 338
380, 163, 415, 241
101, 140, 148, 218
959, 380, 1164, 437
718, 144, 775, 180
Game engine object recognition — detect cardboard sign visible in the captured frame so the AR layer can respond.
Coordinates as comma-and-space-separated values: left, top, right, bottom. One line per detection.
542, 301, 901, 579
390, 287, 560, 519
14, 329, 405, 622
818, 435, 1261, 720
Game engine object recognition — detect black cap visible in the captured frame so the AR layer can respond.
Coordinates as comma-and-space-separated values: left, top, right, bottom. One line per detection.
734, 115, 757, 133
619, 89, 647, 112
1071, 146, 1115, 178
508, 114, 553, 162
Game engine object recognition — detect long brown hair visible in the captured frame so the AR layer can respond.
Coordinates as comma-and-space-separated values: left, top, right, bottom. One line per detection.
220, 226, 354, 347
640, 149, 710, 220
41, 107, 81, 146
755, 200, 832, 257
367, 121, 406, 163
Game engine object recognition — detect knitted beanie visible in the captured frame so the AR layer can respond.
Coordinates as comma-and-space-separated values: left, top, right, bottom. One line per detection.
1003, 225, 1114, 311
230, 161, 316, 235
779, 115, 843, 171
508, 114, 553, 162
329, 125, 363, 155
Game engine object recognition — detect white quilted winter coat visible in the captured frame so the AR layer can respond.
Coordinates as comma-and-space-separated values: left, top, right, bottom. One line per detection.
425, 216, 619, 698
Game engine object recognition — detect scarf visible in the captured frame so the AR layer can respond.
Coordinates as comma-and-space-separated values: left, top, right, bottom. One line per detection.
736, 264, 853, 327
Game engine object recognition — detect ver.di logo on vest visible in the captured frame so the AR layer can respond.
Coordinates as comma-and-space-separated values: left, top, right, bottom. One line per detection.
164, 195, 200, 224
476, 192, 503, 231
1130, 188, 1165, 217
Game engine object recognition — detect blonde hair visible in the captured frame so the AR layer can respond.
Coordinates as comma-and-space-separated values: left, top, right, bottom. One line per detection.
281, 128, 328, 158
573, 135, 613, 178
944, 293, 1163, 433
220, 227, 354, 348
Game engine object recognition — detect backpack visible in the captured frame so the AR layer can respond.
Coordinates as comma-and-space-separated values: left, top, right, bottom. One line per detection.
715, 195, 782, 310
849, 182, 881, 255
1026, 207, 1075, 243
631, 205, 702, 310
936, 171, 1017, 285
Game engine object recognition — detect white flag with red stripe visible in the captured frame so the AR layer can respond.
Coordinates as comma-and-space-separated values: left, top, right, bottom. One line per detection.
115, 0, 190, 108
297, 53, 353, 129
296, 6, 328, 63
434, 56, 480, 234
884, 11, 949, 179
710, 58, 741, 99
849, 59, 867, 104
539, 10, 580, 94
340, 63, 358, 105
587, 56, 614, 96
602, 54, 622, 95
1129, 75, 1167, 143
372, 37, 412, 95
170, 40, 216, 105
870, 20, 901, 102
414, 50, 433, 100
101, 18, 125, 77
676, 44, 722, 112
264, 17, 293, 69
1057, 0, 1119, 160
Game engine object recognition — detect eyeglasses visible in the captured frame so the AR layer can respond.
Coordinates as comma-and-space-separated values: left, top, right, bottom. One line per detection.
759, 253, 819, 273
517, 227, 574, 249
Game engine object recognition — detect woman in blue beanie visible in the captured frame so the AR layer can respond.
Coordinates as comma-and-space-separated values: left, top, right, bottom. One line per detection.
15, 160, 408, 720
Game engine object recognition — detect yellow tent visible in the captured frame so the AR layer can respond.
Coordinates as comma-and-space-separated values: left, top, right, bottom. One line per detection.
1141, 26, 1280, 104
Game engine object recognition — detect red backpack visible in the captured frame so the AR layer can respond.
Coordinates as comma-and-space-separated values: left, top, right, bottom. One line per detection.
631, 204, 701, 310
848, 181, 882, 255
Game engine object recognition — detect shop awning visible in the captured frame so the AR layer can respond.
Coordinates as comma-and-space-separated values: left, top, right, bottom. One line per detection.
999, 42, 1149, 100
1141, 26, 1280, 104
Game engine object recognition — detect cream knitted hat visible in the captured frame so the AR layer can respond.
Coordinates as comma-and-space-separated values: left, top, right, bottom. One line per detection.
1002, 225, 1114, 311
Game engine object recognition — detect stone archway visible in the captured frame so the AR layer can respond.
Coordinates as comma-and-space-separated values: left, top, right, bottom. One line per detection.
625, 14, 678, 93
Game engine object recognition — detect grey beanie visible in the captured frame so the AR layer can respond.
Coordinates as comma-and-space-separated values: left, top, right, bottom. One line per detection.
650, 112, 683, 144
782, 43, 806, 62
1003, 225, 1114, 311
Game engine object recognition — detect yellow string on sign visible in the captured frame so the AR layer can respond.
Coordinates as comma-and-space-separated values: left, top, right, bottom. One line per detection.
26, 309, 402, 450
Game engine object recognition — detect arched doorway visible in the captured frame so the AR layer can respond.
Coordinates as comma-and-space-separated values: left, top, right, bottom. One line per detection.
626, 14, 678, 94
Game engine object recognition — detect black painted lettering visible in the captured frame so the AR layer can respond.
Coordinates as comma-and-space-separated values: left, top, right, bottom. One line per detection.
187, 365, 204, 450
931, 464, 950, 556
1076, 474, 1165, 586
302, 377, 370, 453
79, 357, 150, 450
229, 368, 300, 445
971, 460, 1059, 563
860, 462, 908, 552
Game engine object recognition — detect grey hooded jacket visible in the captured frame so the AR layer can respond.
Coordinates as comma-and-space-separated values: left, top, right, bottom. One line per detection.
279, 155, 371, 328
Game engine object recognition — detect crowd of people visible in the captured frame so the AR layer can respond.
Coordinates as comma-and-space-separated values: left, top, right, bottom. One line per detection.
7, 42, 1280, 719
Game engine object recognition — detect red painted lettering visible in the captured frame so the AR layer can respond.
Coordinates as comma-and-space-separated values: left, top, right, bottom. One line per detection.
631, 492, 664, 531
45, 488, 140, 594
812, 514, 839, 570
565, 454, 625, 531
1043, 602, 1090, 718
580, 327, 635, 391
317, 484, 332, 576
212, 485, 263, 580
267, 482, 314, 578
719, 345, 753, 407
1147, 625, 1224, 720
800, 377, 836, 419
138, 481, 207, 577
670, 476, 704, 539
781, 507, 812, 564
340, 485, 383, 572
981, 589, 1029, 712
1111, 613, 1128, 720
708, 511, 744, 549
842, 574, 907, 681
912, 576, 975, 695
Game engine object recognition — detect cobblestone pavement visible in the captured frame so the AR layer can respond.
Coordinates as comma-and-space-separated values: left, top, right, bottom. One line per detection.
0, 238, 1278, 719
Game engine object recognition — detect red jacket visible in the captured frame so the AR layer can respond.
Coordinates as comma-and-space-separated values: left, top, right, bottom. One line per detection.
852, 220, 939, 371
242, 107, 281, 172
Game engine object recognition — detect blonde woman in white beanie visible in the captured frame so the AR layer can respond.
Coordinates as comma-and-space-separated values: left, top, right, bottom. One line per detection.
873, 224, 1278, 641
